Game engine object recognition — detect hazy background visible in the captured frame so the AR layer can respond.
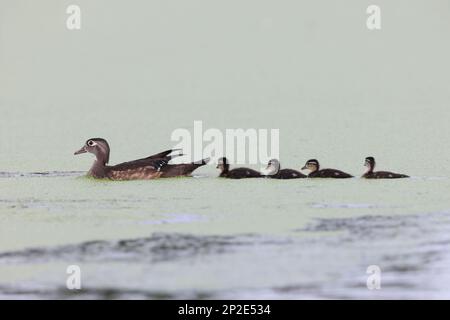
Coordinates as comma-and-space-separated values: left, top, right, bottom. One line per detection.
0, 0, 449, 174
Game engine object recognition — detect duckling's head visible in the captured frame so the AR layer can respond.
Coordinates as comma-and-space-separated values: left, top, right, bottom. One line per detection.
262, 159, 280, 176
302, 159, 319, 172
74, 138, 110, 164
364, 156, 376, 171
216, 157, 229, 171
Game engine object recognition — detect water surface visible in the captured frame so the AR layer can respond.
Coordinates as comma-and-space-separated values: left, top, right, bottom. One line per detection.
1, 172, 450, 299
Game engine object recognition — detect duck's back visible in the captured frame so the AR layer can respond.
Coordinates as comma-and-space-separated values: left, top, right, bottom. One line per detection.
273, 169, 306, 179
363, 171, 409, 179
224, 168, 262, 179
310, 169, 353, 178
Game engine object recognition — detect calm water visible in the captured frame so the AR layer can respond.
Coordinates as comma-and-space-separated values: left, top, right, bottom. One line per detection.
1, 0, 450, 299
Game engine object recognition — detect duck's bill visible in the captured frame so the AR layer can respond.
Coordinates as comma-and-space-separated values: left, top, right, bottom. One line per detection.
301, 165, 307, 170
74, 147, 87, 155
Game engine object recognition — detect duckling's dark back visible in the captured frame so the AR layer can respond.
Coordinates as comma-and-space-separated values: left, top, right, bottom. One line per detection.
309, 169, 353, 178
271, 169, 306, 179
363, 171, 409, 179
222, 167, 262, 179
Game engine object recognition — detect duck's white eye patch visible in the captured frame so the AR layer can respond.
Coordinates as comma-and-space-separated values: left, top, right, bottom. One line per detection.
87, 140, 96, 147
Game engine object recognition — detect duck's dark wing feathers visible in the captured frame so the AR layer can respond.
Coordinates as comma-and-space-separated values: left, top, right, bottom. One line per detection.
144, 149, 183, 161
108, 158, 169, 172
107, 149, 182, 173
160, 158, 209, 177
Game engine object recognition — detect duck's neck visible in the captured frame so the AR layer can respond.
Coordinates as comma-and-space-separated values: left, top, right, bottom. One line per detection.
366, 164, 374, 174
89, 159, 107, 178
220, 164, 229, 176
268, 165, 279, 176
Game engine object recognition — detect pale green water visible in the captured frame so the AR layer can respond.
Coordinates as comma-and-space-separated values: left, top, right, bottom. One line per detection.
1, 0, 450, 299
1, 174, 450, 298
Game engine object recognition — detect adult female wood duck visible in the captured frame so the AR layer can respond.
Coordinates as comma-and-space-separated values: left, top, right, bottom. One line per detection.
362, 156, 409, 179
216, 157, 262, 179
74, 138, 209, 180
263, 159, 306, 179
301, 159, 353, 178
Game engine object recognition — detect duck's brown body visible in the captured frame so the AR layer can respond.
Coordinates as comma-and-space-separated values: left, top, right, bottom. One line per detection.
75, 139, 208, 180
104, 153, 207, 180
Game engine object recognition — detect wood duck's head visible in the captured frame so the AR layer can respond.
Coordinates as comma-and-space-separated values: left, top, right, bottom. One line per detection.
302, 159, 319, 172
216, 157, 230, 172
263, 158, 280, 176
74, 138, 110, 164
364, 156, 375, 172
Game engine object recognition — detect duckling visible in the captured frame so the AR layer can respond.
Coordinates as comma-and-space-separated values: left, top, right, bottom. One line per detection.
74, 138, 209, 180
263, 159, 306, 179
301, 159, 353, 178
362, 156, 409, 179
216, 157, 262, 179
